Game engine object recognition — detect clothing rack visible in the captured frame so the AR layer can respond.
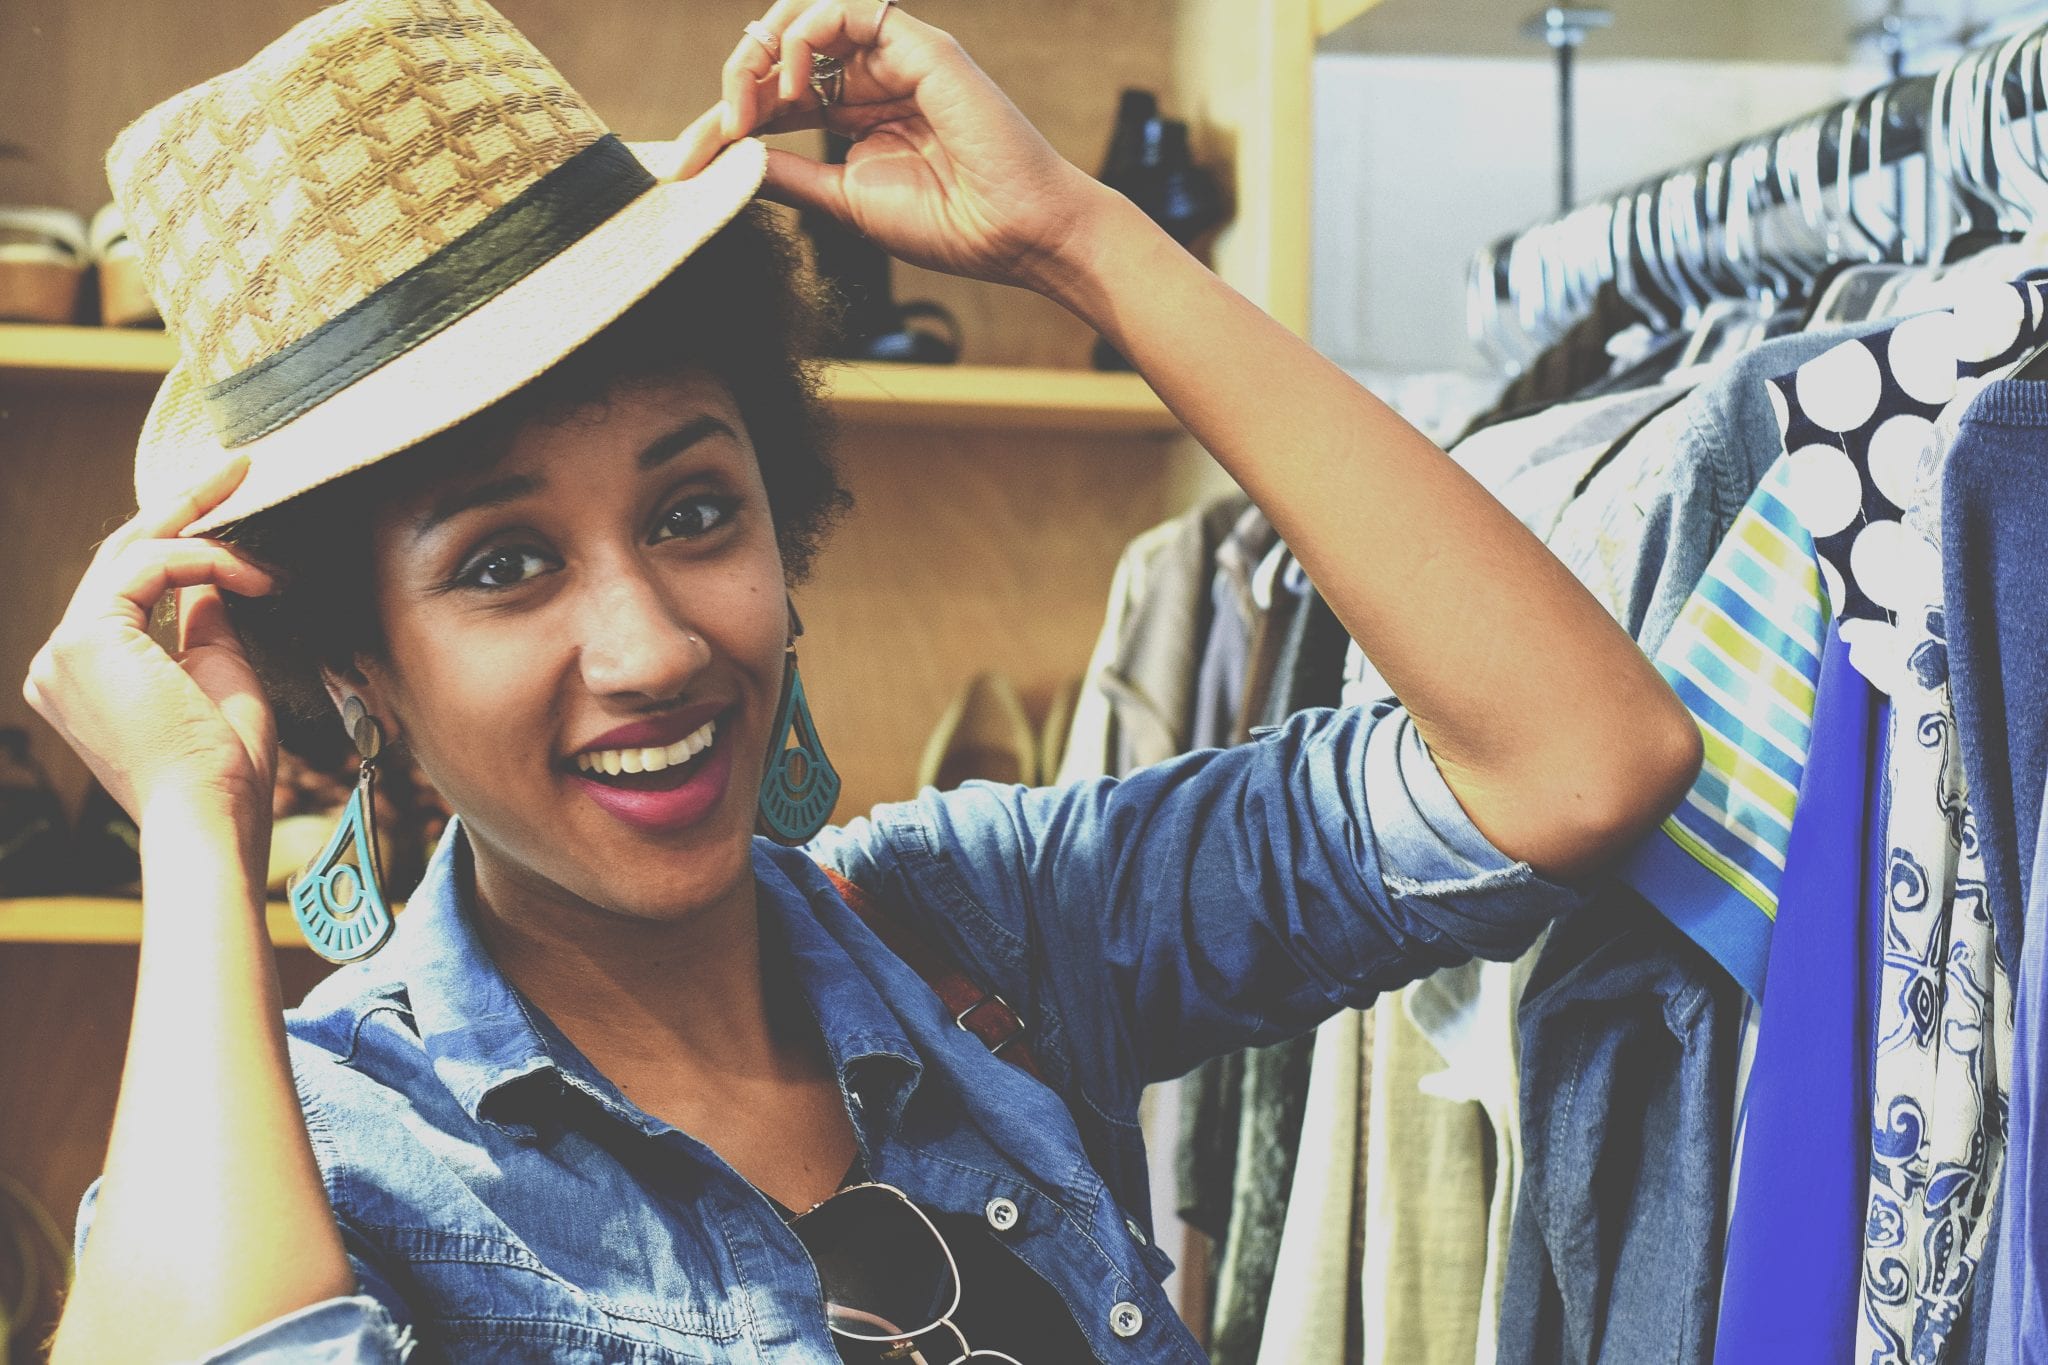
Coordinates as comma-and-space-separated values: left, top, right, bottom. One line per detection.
1471, 21, 2048, 358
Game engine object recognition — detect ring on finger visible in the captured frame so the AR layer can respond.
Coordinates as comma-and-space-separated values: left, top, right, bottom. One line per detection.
743, 19, 781, 60
809, 52, 846, 107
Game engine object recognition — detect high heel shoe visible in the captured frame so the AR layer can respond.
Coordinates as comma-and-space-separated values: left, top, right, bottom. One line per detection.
918, 672, 1039, 791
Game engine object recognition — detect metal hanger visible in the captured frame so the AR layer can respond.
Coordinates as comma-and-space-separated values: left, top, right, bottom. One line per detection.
1989, 29, 2048, 224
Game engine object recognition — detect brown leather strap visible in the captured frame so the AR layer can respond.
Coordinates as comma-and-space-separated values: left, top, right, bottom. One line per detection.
818, 865, 1042, 1081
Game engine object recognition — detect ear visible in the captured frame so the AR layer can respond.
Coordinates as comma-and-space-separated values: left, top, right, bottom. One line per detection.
317, 659, 400, 746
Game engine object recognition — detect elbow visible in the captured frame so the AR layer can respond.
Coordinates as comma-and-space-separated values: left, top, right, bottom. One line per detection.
1609, 692, 1704, 842
1435, 673, 1704, 883
1549, 686, 1703, 879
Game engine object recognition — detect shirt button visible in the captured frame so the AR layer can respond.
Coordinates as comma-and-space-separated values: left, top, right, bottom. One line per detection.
1110, 1301, 1145, 1337
985, 1197, 1021, 1232
1125, 1217, 1148, 1245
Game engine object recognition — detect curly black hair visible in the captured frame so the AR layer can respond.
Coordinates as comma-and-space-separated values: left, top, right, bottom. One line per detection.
218, 202, 853, 748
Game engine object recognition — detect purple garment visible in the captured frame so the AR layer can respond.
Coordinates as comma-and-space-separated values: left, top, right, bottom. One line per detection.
1712, 625, 1888, 1364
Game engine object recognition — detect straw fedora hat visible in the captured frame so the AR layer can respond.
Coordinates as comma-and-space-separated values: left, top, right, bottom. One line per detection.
108, 0, 768, 536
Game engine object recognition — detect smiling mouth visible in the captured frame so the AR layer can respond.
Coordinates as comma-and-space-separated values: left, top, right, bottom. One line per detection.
569, 716, 720, 789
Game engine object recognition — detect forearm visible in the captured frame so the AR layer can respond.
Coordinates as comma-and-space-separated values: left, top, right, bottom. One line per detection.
1029, 188, 1699, 875
53, 799, 354, 1363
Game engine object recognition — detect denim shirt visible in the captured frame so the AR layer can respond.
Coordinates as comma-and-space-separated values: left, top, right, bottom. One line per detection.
74, 704, 1586, 1363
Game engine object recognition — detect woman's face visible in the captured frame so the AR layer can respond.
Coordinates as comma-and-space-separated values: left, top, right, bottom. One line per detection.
354, 369, 791, 921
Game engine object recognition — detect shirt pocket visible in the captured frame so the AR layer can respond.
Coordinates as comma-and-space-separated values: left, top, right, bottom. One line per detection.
369, 1226, 745, 1364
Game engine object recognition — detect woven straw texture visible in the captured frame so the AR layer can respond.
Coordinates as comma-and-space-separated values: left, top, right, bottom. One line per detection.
106, 0, 607, 386
133, 133, 766, 534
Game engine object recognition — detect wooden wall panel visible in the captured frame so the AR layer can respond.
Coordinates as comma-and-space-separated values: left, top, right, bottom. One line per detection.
1173, 0, 1314, 335
0, 379, 158, 807
797, 427, 1208, 819
0, 946, 336, 1355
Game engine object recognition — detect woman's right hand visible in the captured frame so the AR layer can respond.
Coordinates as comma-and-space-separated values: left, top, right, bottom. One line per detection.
21, 454, 283, 836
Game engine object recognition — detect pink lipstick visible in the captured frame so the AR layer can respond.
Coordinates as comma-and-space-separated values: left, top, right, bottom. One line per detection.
567, 712, 736, 834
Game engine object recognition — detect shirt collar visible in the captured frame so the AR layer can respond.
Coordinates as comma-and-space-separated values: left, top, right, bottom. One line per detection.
396, 818, 923, 1149
751, 843, 924, 1145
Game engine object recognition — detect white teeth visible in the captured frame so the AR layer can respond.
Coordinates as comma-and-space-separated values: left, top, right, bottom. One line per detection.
574, 719, 718, 778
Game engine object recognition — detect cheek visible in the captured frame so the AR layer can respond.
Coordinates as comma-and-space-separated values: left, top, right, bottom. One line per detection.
377, 613, 565, 794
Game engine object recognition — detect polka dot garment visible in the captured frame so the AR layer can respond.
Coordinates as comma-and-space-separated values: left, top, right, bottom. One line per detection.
1766, 281, 2048, 694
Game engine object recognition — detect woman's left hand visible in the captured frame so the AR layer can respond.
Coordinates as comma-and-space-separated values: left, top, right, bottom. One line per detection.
672, 0, 1111, 294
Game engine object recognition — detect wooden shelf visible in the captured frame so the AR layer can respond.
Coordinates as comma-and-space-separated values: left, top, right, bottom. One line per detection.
818, 362, 1177, 433
0, 324, 1181, 435
0, 323, 179, 377
0, 896, 363, 950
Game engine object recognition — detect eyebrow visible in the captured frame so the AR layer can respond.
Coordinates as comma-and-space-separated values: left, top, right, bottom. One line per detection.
412, 414, 740, 539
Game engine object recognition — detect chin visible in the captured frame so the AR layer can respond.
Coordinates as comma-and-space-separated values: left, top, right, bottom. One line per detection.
459, 761, 763, 926
559, 798, 760, 920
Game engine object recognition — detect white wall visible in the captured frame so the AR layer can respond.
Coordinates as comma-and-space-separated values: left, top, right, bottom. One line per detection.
1309, 56, 1858, 377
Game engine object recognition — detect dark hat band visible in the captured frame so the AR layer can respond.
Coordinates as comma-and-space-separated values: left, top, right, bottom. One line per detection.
201, 134, 654, 448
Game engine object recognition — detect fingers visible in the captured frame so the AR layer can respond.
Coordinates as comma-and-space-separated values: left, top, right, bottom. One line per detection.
178, 584, 277, 760
776, 1, 835, 108
782, 0, 881, 106
84, 539, 279, 635
758, 146, 849, 221
754, 94, 917, 139
681, 1, 934, 181
722, 0, 812, 138
99, 453, 250, 558
177, 583, 239, 655
671, 102, 733, 182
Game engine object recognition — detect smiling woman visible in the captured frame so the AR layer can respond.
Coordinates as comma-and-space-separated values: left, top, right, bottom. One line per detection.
218, 205, 852, 737
18, 0, 1702, 1360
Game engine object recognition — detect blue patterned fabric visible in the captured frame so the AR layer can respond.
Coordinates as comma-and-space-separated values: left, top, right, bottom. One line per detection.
1618, 459, 1824, 998
1858, 593, 2006, 1365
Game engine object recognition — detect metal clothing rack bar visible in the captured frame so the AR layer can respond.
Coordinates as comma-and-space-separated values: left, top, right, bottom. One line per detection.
1523, 8, 1614, 214
1480, 25, 2048, 295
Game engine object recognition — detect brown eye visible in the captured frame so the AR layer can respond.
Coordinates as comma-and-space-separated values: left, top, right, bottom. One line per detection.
459, 546, 553, 589
653, 495, 737, 543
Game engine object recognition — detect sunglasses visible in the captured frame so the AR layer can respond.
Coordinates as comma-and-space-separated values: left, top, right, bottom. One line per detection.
788, 1181, 1025, 1364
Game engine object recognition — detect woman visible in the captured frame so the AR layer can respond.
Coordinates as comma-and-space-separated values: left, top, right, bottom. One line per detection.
23, 0, 1701, 1360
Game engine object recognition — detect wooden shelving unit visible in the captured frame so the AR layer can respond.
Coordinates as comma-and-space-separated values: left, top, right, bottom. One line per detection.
0, 896, 333, 950
0, 324, 1181, 434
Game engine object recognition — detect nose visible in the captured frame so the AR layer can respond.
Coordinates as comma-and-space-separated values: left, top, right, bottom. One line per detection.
573, 559, 711, 701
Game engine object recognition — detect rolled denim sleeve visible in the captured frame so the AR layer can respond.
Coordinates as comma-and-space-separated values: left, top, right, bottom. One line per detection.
191, 1296, 414, 1363
73, 1178, 415, 1363
816, 703, 1590, 1086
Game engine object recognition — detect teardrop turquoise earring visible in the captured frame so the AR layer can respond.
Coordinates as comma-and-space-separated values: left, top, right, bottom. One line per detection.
757, 615, 841, 843
287, 697, 395, 962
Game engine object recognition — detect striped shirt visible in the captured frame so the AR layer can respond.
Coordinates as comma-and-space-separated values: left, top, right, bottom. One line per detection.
1620, 457, 1826, 997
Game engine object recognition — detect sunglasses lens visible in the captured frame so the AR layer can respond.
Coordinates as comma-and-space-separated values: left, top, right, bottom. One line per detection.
790, 1185, 958, 1338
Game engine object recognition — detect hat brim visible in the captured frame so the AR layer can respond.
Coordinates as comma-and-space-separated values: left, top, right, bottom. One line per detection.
140, 135, 769, 536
